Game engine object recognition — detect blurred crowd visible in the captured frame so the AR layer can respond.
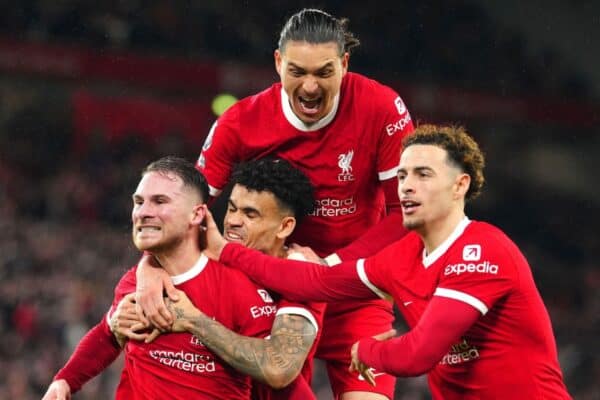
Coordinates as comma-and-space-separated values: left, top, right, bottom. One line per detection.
0, 0, 592, 99
0, 1, 598, 399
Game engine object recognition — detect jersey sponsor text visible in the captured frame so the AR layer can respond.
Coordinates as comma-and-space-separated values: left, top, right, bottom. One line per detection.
149, 349, 216, 373
444, 261, 498, 276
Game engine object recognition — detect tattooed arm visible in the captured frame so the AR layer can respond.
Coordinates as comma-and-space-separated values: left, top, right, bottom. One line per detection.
168, 289, 317, 389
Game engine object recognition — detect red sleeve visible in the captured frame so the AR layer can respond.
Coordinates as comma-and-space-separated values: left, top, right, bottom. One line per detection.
196, 107, 241, 197
335, 206, 407, 262
54, 319, 121, 392
220, 243, 376, 302
358, 296, 480, 376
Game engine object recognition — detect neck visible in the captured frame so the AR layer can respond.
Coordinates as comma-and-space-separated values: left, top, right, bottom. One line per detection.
419, 208, 466, 255
154, 239, 202, 276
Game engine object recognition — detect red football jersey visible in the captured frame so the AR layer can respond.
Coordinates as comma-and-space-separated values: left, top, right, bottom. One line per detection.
198, 72, 413, 396
362, 218, 571, 399
197, 72, 413, 257
110, 255, 276, 400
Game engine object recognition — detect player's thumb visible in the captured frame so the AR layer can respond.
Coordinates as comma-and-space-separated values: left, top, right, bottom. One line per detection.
164, 277, 179, 301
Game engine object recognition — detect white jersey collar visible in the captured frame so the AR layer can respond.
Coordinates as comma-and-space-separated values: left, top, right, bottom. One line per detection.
170, 253, 209, 285
281, 87, 340, 132
423, 217, 471, 268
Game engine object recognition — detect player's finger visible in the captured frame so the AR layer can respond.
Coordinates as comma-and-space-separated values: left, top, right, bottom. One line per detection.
373, 328, 397, 341
126, 329, 150, 342
360, 365, 376, 386
145, 328, 162, 343
134, 302, 150, 326
164, 280, 180, 302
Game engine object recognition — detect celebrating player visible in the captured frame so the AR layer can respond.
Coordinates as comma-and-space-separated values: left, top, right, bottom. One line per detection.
42, 158, 325, 400
201, 124, 573, 399
137, 8, 414, 399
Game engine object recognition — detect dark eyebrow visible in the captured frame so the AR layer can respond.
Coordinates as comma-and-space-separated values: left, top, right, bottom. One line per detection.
288, 61, 335, 73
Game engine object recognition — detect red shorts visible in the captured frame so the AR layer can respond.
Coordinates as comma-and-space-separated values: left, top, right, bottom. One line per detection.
315, 298, 395, 399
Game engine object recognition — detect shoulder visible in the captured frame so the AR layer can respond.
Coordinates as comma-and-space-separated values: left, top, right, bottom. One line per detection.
344, 72, 398, 100
207, 259, 264, 291
464, 221, 522, 257
370, 231, 422, 266
228, 83, 281, 115
114, 266, 137, 298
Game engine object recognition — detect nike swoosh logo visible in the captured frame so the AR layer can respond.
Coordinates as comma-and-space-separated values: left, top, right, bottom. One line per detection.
403, 301, 413, 306
357, 370, 387, 381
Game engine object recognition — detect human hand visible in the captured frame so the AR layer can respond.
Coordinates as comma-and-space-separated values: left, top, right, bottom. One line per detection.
163, 289, 203, 334
202, 205, 227, 261
41, 379, 71, 400
349, 329, 397, 386
109, 293, 151, 346
287, 243, 327, 265
135, 254, 178, 330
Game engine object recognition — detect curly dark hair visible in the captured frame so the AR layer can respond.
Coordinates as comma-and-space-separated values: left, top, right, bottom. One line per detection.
402, 124, 486, 201
278, 8, 360, 56
231, 158, 315, 223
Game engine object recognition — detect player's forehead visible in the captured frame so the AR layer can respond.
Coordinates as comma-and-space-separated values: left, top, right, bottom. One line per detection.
134, 171, 184, 197
398, 144, 449, 171
230, 185, 281, 215
281, 40, 340, 69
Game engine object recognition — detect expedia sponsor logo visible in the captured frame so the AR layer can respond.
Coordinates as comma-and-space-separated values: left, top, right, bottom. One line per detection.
385, 113, 412, 136
257, 289, 274, 303
462, 244, 481, 261
394, 96, 407, 115
439, 338, 480, 366
444, 261, 498, 276
251, 304, 277, 318
310, 197, 357, 217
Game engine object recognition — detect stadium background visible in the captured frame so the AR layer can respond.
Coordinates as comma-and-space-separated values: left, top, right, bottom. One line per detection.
0, 1, 597, 398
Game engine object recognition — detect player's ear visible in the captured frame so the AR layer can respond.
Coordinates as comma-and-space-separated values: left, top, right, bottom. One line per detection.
276, 216, 296, 240
274, 49, 283, 76
191, 203, 207, 226
341, 52, 349, 76
454, 173, 471, 199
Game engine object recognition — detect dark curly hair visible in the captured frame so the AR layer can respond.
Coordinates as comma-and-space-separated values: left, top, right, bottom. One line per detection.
278, 8, 360, 56
402, 124, 486, 201
231, 158, 315, 223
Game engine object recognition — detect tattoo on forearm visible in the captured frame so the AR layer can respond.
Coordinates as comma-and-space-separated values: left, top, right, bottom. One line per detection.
187, 313, 317, 386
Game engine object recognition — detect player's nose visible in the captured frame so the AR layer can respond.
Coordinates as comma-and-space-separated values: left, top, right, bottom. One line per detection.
302, 76, 319, 94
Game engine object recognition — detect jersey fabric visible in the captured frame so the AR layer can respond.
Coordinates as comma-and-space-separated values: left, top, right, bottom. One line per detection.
197, 72, 413, 397
362, 217, 571, 399
110, 255, 275, 400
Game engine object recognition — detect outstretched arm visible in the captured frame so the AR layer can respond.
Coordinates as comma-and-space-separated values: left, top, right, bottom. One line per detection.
202, 206, 377, 303
167, 289, 317, 389
330, 180, 408, 264
355, 296, 480, 377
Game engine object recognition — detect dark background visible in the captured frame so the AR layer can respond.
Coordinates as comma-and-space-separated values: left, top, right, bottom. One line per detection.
0, 1, 598, 399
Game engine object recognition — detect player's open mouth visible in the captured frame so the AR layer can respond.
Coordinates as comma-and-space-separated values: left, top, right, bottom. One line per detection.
225, 230, 244, 242
401, 200, 420, 214
137, 226, 161, 232
297, 95, 322, 115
